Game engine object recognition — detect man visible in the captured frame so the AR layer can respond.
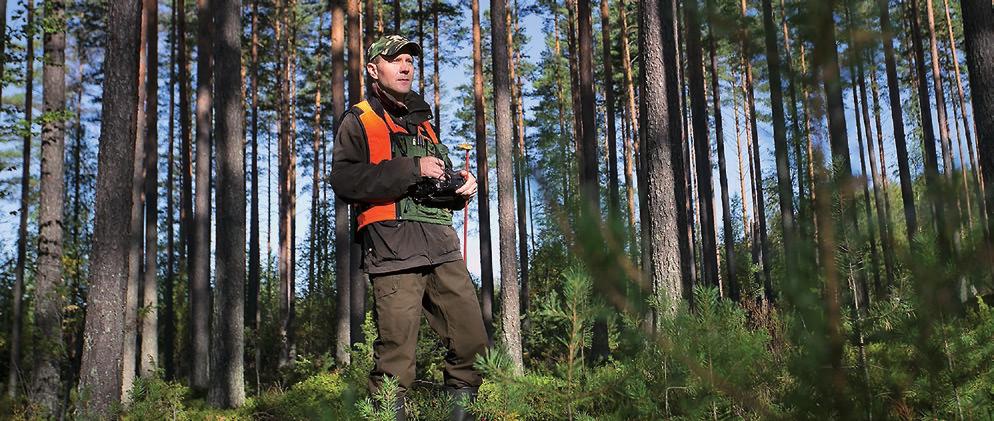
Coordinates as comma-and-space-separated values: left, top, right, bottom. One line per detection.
330, 35, 489, 421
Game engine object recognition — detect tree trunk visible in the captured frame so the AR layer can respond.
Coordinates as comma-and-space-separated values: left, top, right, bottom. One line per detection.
878, 0, 918, 243
393, 0, 399, 33
926, 0, 957, 187
909, 0, 951, 256
32, 0, 67, 412
508, 3, 530, 321
640, 0, 687, 322
761, 0, 797, 281
278, 0, 298, 369
0, 0, 7, 104
865, 55, 898, 291
164, 0, 179, 382
618, 0, 638, 253
491, 0, 523, 374
945, 0, 988, 232
566, 0, 583, 155
348, 0, 366, 349
78, 0, 142, 415
7, 0, 34, 400
247, 0, 260, 390
432, 0, 440, 131
179, 0, 193, 287
740, 0, 773, 301
708, 22, 738, 301
191, 0, 214, 390
332, 0, 350, 367
417, 0, 424, 92
123, 7, 149, 401
779, 0, 806, 219
960, 0, 994, 237
141, 0, 160, 377
208, 0, 246, 404
734, 84, 751, 245
471, 0, 494, 342
685, 0, 718, 289
601, 0, 619, 216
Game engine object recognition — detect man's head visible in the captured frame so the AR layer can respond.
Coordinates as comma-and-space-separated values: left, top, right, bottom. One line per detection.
366, 35, 422, 97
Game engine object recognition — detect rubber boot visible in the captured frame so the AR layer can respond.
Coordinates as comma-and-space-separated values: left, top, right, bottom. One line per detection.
447, 386, 478, 421
394, 396, 407, 421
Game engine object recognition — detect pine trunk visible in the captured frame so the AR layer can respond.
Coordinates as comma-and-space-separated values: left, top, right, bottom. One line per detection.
332, 0, 350, 367
191, 0, 214, 390
878, 0, 918, 242
491, 0, 523, 374
684, 0, 718, 289
601, 0, 619, 216
471, 0, 494, 341
640, 0, 687, 322
141, 0, 160, 376
247, 0, 260, 390
165, 0, 179, 381
7, 0, 33, 400
32, 0, 67, 412
208, 0, 246, 404
348, 0, 366, 348
78, 0, 142, 415
708, 23, 738, 300
960, 0, 994, 236
761, 0, 797, 281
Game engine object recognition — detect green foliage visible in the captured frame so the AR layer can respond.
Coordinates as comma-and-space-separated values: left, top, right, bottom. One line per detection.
252, 372, 349, 421
121, 372, 190, 421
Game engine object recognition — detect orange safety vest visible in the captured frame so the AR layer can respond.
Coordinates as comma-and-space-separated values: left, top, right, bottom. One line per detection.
353, 100, 441, 231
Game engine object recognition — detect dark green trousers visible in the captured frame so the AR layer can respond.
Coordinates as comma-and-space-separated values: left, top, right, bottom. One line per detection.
368, 259, 488, 396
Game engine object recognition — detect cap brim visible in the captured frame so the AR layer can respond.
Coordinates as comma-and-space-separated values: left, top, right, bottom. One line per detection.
383, 42, 422, 57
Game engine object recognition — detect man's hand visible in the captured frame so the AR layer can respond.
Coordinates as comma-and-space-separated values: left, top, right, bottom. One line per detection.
455, 170, 478, 198
419, 156, 446, 179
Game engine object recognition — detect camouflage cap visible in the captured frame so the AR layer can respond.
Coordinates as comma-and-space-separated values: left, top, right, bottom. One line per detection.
366, 35, 422, 61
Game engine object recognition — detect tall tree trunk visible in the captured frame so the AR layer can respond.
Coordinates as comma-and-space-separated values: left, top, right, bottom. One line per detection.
190, 0, 214, 391
208, 0, 246, 404
761, 0, 797, 281
925, 0, 957, 187
878, 0, 918, 243
278, 0, 298, 369
247, 0, 260, 390
780, 0, 806, 218
945, 0, 988, 232
601, 0, 619, 216
566, 0, 583, 154
640, 0, 687, 322
310, 13, 323, 314
708, 21, 738, 301
685, 0, 718, 290
471, 0, 494, 341
734, 83, 751, 244
0, 0, 7, 104
618, 0, 639, 252
332, 0, 350, 367
179, 0, 193, 286
417, 0, 424, 92
491, 0, 523, 374
141, 0, 160, 377
78, 0, 142, 414
123, 6, 149, 400
7, 0, 34, 400
508, 3, 530, 321
32, 0, 67, 412
164, 0, 178, 382
864, 55, 897, 291
740, 0, 773, 301
393, 0, 399, 33
348, 0, 366, 348
960, 0, 994, 237
909, 0, 951, 256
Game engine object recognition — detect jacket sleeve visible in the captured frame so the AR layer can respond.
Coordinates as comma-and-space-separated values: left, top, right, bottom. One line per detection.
331, 112, 422, 204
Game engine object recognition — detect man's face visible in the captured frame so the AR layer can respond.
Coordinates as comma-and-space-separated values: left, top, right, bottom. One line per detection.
368, 52, 415, 97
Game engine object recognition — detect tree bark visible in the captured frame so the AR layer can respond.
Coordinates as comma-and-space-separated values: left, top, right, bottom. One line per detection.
960, 0, 994, 237
708, 20, 738, 300
471, 0, 494, 342
164, 0, 179, 382
123, 6, 149, 401
878, 0, 918, 243
865, 54, 897, 291
740, 0, 773, 301
78, 0, 142, 415
909, 0, 951, 256
191, 0, 214, 390
141, 0, 160, 377
247, 0, 260, 390
32, 0, 67, 412
179, 0, 193, 283
491, 0, 523, 374
618, 0, 639, 252
685, 0, 718, 289
926, 0, 957, 186
761, 0, 797, 281
332, 0, 351, 367
7, 0, 34, 400
640, 0, 687, 322
208, 0, 246, 404
601, 0, 619, 216
348, 0, 366, 349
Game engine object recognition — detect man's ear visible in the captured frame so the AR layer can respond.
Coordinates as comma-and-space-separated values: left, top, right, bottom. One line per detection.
366, 61, 378, 80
